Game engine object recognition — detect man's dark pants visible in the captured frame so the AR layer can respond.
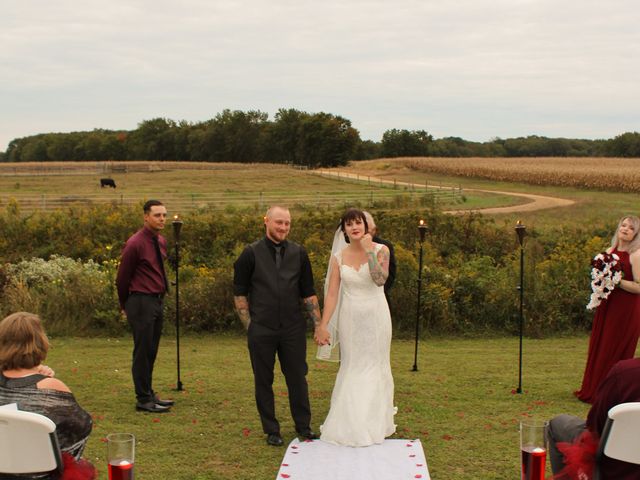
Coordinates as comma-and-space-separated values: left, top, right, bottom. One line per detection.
248, 321, 311, 435
546, 414, 587, 474
126, 293, 164, 404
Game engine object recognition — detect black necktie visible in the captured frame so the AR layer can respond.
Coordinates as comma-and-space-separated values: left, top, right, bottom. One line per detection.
152, 236, 169, 293
274, 245, 282, 269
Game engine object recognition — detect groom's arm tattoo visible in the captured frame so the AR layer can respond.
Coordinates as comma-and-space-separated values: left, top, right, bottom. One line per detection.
367, 248, 389, 287
303, 296, 321, 327
234, 296, 251, 330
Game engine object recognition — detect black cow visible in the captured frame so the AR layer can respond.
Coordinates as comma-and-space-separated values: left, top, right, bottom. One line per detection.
100, 178, 116, 188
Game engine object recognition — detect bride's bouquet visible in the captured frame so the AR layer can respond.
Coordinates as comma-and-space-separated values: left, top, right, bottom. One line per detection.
586, 251, 623, 310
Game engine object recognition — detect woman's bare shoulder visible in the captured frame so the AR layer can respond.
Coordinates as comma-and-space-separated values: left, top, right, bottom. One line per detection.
37, 377, 71, 393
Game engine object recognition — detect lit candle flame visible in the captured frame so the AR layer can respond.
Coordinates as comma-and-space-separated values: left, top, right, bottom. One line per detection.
516, 219, 521, 226
419, 219, 425, 226
174, 214, 179, 221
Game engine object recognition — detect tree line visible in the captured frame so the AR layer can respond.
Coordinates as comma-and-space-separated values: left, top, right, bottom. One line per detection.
2, 108, 639, 165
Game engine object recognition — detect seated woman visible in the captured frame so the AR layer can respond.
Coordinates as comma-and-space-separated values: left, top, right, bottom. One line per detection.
0, 312, 93, 462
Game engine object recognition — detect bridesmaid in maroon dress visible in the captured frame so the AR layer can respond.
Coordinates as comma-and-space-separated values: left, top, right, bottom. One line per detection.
575, 215, 640, 403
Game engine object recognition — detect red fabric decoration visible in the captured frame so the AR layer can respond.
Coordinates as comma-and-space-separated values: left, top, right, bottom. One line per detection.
555, 430, 599, 480
61, 452, 97, 480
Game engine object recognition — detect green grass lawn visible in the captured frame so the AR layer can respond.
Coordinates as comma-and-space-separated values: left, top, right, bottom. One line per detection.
43, 334, 609, 480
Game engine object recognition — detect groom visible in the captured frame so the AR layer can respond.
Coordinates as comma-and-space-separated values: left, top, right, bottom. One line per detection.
233, 205, 321, 446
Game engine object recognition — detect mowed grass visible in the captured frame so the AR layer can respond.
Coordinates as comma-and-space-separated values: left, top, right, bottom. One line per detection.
42, 334, 615, 480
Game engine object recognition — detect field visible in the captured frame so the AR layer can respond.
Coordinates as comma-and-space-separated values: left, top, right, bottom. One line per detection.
348, 157, 640, 192
0, 161, 477, 213
328, 157, 640, 231
1, 158, 637, 479
49, 335, 608, 480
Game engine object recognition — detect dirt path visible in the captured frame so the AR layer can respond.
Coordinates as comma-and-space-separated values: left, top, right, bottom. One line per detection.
315, 170, 575, 214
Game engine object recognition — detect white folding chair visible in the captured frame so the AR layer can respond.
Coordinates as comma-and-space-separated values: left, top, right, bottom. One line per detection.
0, 408, 63, 478
594, 401, 640, 480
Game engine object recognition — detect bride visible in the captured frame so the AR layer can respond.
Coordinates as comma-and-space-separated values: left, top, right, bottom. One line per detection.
314, 208, 396, 446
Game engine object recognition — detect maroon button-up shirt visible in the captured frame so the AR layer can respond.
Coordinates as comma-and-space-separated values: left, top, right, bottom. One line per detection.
116, 226, 168, 309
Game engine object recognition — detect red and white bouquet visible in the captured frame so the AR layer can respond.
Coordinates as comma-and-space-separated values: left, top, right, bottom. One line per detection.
586, 251, 623, 310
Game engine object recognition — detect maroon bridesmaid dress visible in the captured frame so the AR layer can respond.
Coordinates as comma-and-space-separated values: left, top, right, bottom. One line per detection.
575, 249, 640, 403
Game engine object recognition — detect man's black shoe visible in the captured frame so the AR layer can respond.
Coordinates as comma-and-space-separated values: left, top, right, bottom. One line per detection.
298, 429, 319, 440
153, 395, 175, 407
136, 401, 171, 413
266, 433, 284, 446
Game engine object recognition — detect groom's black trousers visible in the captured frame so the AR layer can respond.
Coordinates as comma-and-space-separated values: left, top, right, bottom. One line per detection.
247, 320, 311, 435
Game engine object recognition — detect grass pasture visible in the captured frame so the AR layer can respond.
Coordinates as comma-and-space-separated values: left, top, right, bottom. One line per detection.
49, 334, 605, 480
0, 161, 471, 214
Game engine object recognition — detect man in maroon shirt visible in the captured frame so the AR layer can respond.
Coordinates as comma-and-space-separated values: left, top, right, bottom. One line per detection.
116, 200, 174, 413
547, 358, 640, 479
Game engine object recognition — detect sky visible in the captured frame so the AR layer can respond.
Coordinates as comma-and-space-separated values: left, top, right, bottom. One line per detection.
2, 0, 639, 151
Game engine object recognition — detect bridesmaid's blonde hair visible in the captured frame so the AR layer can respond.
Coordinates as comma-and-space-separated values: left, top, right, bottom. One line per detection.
611, 215, 640, 253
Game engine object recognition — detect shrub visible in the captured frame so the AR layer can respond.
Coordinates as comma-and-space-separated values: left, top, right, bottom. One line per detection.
0, 203, 612, 336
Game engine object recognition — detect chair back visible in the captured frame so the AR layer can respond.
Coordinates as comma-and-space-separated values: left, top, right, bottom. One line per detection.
598, 401, 640, 464
0, 408, 63, 475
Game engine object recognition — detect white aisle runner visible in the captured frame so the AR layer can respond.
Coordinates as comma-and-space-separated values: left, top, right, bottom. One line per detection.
276, 438, 431, 480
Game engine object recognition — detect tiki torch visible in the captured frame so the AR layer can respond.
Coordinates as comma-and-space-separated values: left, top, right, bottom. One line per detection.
412, 219, 427, 372
172, 214, 184, 391
515, 220, 526, 393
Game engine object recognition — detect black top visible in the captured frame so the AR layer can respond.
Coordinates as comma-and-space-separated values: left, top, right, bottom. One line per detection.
233, 236, 316, 298
0, 373, 93, 460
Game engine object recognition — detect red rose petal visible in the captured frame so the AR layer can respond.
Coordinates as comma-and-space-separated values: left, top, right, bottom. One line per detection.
280, 474, 291, 478
409, 454, 416, 458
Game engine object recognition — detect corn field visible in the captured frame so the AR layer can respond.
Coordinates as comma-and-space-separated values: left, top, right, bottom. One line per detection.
392, 157, 640, 192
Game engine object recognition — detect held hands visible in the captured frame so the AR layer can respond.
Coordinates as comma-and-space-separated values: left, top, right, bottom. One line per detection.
314, 326, 331, 346
361, 233, 374, 252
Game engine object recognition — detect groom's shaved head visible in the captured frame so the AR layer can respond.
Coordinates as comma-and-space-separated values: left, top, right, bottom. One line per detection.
265, 205, 290, 219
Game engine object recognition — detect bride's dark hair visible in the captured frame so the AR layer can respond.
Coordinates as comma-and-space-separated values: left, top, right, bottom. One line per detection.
340, 208, 369, 243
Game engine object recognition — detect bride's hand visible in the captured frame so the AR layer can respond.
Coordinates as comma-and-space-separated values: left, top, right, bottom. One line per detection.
361, 233, 374, 252
314, 326, 331, 346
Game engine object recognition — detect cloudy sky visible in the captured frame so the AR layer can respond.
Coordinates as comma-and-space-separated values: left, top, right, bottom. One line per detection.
2, 0, 638, 151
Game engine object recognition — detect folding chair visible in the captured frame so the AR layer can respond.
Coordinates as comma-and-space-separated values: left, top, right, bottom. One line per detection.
0, 408, 63, 478
594, 401, 640, 480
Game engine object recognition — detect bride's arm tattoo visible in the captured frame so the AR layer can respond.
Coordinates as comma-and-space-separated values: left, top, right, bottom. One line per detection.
303, 295, 322, 327
234, 295, 251, 330
367, 248, 389, 287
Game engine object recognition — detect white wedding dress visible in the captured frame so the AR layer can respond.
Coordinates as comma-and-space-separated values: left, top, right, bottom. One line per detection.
320, 245, 396, 447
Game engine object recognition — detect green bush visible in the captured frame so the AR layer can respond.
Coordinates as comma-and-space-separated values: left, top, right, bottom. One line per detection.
0, 204, 612, 336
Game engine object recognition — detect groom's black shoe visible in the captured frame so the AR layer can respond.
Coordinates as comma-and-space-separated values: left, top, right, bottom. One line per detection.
136, 401, 171, 413
266, 433, 284, 446
297, 429, 319, 440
